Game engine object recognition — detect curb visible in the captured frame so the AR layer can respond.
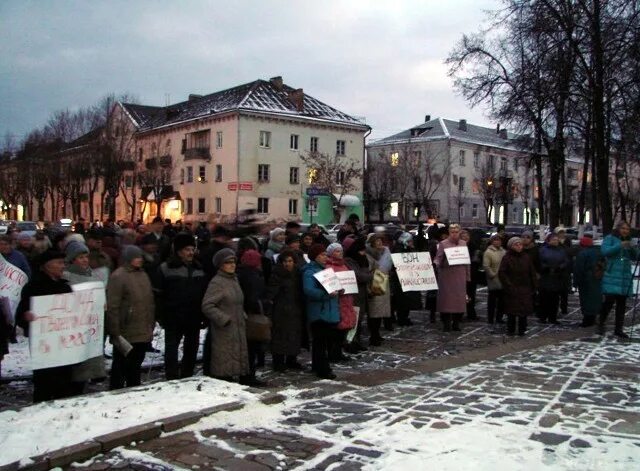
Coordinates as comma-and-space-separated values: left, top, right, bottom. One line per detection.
1, 400, 247, 471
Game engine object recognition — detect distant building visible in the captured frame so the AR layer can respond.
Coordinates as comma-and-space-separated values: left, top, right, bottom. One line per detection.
366, 116, 598, 226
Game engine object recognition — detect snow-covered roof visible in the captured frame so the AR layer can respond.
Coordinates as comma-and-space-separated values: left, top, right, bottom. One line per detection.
121, 78, 368, 132
368, 117, 529, 153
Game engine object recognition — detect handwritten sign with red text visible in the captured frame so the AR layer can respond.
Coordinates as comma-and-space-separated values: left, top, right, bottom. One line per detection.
0, 253, 29, 324
29, 283, 105, 370
391, 252, 438, 292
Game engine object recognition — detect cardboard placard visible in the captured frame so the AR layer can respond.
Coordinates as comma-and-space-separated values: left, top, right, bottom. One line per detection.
444, 246, 471, 265
0, 253, 29, 325
391, 252, 438, 292
313, 268, 343, 294
335, 270, 358, 294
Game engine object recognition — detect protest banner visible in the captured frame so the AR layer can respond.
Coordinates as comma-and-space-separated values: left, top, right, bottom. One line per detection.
390, 252, 438, 292
313, 268, 343, 294
346, 306, 360, 343
0, 253, 29, 324
444, 246, 471, 265
29, 283, 106, 370
335, 271, 358, 294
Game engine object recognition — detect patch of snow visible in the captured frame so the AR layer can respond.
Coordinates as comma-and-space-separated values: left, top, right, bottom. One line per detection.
0, 377, 256, 466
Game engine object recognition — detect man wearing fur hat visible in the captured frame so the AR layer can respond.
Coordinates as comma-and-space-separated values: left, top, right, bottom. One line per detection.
156, 233, 208, 379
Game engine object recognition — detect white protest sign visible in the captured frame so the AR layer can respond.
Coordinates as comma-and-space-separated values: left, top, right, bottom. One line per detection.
335, 270, 358, 294
29, 284, 105, 370
313, 268, 343, 294
391, 252, 438, 292
346, 306, 360, 343
92, 267, 110, 288
0, 253, 29, 325
444, 246, 471, 265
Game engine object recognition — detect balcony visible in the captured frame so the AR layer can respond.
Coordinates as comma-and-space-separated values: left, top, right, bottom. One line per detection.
184, 147, 211, 161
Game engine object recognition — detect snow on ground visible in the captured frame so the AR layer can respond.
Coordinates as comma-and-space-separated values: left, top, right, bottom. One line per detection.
0, 377, 255, 466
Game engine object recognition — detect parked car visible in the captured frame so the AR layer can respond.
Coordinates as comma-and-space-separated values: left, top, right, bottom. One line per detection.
15, 221, 38, 237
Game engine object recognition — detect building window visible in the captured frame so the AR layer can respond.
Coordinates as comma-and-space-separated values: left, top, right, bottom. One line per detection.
460, 206, 466, 218
288, 199, 298, 215
514, 158, 519, 172
489, 154, 495, 171
258, 164, 270, 183
310, 136, 318, 153
180, 169, 185, 184
472, 203, 478, 218
186, 198, 193, 215
290, 134, 299, 150
215, 197, 222, 213
184, 130, 211, 159
336, 140, 346, 156
215, 164, 222, 182
459, 150, 466, 166
474, 152, 480, 169
259, 130, 271, 148
216, 131, 223, 148
198, 166, 206, 182
290, 167, 299, 185
500, 157, 507, 172
138, 148, 143, 162
336, 170, 345, 186
124, 175, 133, 188
186, 166, 193, 183
197, 198, 206, 213
257, 197, 269, 214
458, 176, 466, 193
390, 152, 399, 167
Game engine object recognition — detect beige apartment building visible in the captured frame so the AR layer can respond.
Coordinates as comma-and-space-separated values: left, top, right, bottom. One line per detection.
125, 76, 369, 224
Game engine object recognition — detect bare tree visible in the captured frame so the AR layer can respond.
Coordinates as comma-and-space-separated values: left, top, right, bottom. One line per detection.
299, 151, 363, 223
364, 154, 392, 222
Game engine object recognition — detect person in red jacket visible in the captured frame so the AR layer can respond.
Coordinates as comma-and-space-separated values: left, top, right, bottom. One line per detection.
325, 243, 356, 362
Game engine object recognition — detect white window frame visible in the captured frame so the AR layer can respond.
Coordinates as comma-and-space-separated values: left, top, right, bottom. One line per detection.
216, 131, 223, 148
258, 164, 270, 183
288, 199, 298, 215
259, 130, 271, 148
290, 134, 299, 151
336, 170, 346, 186
257, 197, 269, 214
215, 164, 222, 182
459, 150, 466, 167
310, 136, 319, 153
186, 198, 193, 215
197, 198, 206, 214
289, 167, 299, 185
459, 176, 466, 193
472, 203, 478, 219
474, 152, 480, 169
336, 140, 346, 156
198, 166, 206, 182
215, 197, 222, 213
186, 166, 193, 183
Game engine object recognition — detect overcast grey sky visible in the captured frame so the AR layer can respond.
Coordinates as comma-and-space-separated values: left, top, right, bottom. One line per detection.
0, 0, 498, 143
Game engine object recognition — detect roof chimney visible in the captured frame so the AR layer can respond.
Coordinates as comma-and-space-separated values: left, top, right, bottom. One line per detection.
288, 88, 304, 112
496, 123, 501, 133
425, 115, 431, 122
499, 128, 508, 139
270, 76, 284, 90
188, 94, 202, 102
458, 119, 467, 131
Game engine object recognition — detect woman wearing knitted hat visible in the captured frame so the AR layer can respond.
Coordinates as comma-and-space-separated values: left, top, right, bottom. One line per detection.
201, 248, 251, 381
325, 243, 357, 362
106, 245, 156, 390
538, 233, 569, 324
499, 237, 537, 336
301, 243, 340, 379
63, 240, 107, 393
344, 236, 373, 353
265, 228, 286, 261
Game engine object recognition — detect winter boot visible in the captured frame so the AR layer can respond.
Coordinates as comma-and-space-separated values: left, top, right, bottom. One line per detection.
441, 313, 452, 332
452, 313, 462, 332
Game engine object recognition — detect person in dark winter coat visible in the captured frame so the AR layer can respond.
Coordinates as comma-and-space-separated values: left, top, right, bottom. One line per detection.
424, 225, 444, 323
461, 229, 482, 320
266, 249, 305, 371
155, 233, 208, 379
343, 236, 372, 353
391, 232, 421, 326
0, 235, 32, 279
139, 233, 162, 280
598, 221, 639, 338
237, 249, 269, 386
538, 233, 569, 324
302, 244, 340, 379
483, 234, 506, 324
16, 250, 75, 402
198, 225, 232, 280
106, 245, 156, 389
201, 248, 250, 380
573, 237, 603, 327
499, 238, 537, 336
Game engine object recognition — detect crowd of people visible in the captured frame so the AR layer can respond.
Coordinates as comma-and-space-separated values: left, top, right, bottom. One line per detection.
0, 215, 637, 403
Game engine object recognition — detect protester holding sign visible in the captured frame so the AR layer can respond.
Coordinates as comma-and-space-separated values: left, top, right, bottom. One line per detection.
63, 241, 107, 392
106, 246, 156, 390
16, 249, 75, 402
434, 224, 470, 332
325, 243, 357, 363
391, 233, 422, 326
366, 234, 392, 346
302, 244, 339, 379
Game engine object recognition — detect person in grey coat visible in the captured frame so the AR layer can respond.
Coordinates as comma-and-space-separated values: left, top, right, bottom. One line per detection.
201, 248, 251, 381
